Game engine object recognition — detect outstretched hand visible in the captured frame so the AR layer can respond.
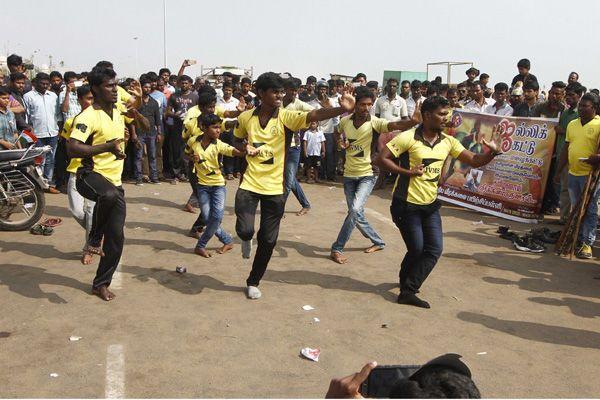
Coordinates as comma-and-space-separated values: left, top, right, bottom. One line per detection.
325, 361, 377, 399
127, 80, 142, 98
411, 100, 423, 124
483, 123, 503, 154
338, 91, 356, 113
237, 97, 247, 113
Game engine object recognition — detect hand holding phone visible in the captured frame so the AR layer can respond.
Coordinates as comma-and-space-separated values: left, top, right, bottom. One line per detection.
326, 362, 377, 399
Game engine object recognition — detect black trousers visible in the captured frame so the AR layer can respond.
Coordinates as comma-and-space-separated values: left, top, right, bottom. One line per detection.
166, 123, 184, 177
235, 188, 285, 287
76, 171, 126, 289
53, 137, 68, 189
189, 160, 206, 232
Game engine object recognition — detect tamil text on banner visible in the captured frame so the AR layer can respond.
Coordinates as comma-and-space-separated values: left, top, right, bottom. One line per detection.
438, 109, 558, 223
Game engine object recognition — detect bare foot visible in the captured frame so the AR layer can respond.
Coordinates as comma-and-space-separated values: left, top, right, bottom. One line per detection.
182, 203, 196, 213
92, 285, 116, 301
296, 208, 310, 216
330, 251, 348, 264
364, 245, 384, 254
81, 250, 93, 265
217, 243, 234, 254
194, 247, 212, 258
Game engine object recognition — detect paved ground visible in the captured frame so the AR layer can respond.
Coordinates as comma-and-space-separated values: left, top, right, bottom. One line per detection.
1, 179, 599, 398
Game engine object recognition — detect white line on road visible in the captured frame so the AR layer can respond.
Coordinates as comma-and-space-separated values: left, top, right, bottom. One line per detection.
105, 344, 125, 399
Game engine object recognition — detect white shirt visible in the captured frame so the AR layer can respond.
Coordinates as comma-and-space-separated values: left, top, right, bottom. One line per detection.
484, 102, 513, 116
309, 97, 339, 133
23, 89, 59, 138
374, 94, 408, 121
464, 98, 495, 113
216, 96, 239, 121
406, 95, 425, 117
303, 128, 326, 156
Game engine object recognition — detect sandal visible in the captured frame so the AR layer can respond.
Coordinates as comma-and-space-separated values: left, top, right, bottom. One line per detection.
84, 244, 104, 256
41, 217, 62, 227
30, 224, 54, 236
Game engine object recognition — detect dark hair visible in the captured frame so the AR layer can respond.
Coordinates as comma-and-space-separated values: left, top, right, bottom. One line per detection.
49, 71, 62, 80
335, 79, 344, 86
255, 72, 285, 93
241, 77, 252, 85
139, 76, 152, 86
199, 112, 222, 128
35, 72, 50, 82
88, 67, 117, 90
480, 73, 489, 80
428, 84, 440, 96
0, 86, 10, 96
421, 95, 450, 115
95, 60, 114, 69
523, 80, 539, 91
78, 72, 88, 79
447, 88, 458, 97
64, 71, 77, 82
198, 92, 217, 107
434, 76, 442, 83
551, 81, 567, 90
366, 81, 379, 89
178, 75, 193, 84
457, 82, 466, 89
7, 54, 23, 67
591, 89, 600, 96
306, 75, 317, 84
354, 86, 375, 102
581, 93, 600, 108
145, 71, 158, 82
283, 78, 300, 90
221, 71, 234, 78
76, 84, 92, 99
517, 58, 530, 69
411, 80, 422, 89
387, 78, 399, 86
401, 80, 410, 86
494, 82, 509, 92
566, 82, 585, 96
10, 72, 27, 82
569, 71, 579, 79
355, 72, 367, 80
465, 67, 479, 76
389, 367, 481, 398
222, 82, 234, 90
197, 85, 217, 96
159, 68, 171, 76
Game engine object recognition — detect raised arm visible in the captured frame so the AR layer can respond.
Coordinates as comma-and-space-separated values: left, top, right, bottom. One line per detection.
306, 92, 355, 123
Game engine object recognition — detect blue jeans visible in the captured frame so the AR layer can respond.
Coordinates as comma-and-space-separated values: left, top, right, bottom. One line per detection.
196, 185, 232, 249
568, 174, 600, 245
37, 136, 59, 186
134, 135, 159, 180
331, 175, 384, 253
284, 146, 310, 209
390, 198, 443, 294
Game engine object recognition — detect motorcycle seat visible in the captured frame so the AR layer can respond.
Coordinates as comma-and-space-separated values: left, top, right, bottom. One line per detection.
0, 149, 29, 162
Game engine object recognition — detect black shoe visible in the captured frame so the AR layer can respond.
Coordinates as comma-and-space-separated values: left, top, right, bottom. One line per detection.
500, 231, 519, 241
397, 293, 430, 308
513, 235, 545, 253
530, 228, 558, 244
135, 179, 144, 186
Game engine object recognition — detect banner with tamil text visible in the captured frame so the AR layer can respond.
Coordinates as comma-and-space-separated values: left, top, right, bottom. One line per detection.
438, 109, 558, 223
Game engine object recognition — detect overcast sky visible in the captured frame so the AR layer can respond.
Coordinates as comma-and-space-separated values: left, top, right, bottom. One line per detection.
2, 0, 598, 90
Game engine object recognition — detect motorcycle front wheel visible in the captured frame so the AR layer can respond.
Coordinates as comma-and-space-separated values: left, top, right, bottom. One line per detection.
0, 186, 45, 231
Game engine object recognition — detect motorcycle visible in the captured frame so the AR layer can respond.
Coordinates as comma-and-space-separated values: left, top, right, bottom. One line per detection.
0, 145, 51, 231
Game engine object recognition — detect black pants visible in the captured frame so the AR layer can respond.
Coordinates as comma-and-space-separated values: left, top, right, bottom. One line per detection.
162, 124, 174, 178
390, 198, 443, 294
235, 188, 285, 286
53, 137, 68, 189
76, 171, 126, 289
189, 160, 206, 232
166, 123, 184, 177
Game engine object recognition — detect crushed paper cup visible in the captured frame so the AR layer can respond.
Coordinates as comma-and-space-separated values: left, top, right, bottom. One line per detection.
141, 207, 150, 212
69, 336, 82, 341
301, 347, 321, 362
302, 305, 315, 311
313, 318, 320, 323
49, 373, 59, 378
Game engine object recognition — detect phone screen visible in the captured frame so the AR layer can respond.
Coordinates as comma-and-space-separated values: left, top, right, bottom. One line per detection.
360, 365, 421, 398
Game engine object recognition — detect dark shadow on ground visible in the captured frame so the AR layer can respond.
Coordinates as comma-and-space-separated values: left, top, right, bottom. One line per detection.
458, 311, 600, 350
0, 264, 88, 303
127, 196, 235, 214
444, 250, 599, 300
120, 264, 242, 295
262, 269, 398, 303
0, 241, 80, 261
125, 238, 190, 253
274, 239, 368, 260
527, 297, 600, 319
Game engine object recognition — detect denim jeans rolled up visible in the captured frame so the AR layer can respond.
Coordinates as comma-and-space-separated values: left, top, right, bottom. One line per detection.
567, 173, 600, 245
331, 175, 385, 253
284, 146, 310, 209
196, 185, 232, 249
134, 135, 159, 180
36, 136, 58, 186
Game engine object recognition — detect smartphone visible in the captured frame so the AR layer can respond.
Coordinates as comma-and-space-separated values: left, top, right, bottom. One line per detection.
188, 59, 197, 65
360, 364, 421, 398
74, 80, 83, 88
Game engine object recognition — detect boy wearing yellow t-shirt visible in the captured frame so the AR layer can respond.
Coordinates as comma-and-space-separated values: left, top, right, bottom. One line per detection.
62, 85, 94, 265
190, 113, 246, 258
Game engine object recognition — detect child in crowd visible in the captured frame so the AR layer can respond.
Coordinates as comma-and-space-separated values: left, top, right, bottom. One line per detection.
189, 113, 247, 258
303, 121, 325, 183
0, 87, 20, 150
